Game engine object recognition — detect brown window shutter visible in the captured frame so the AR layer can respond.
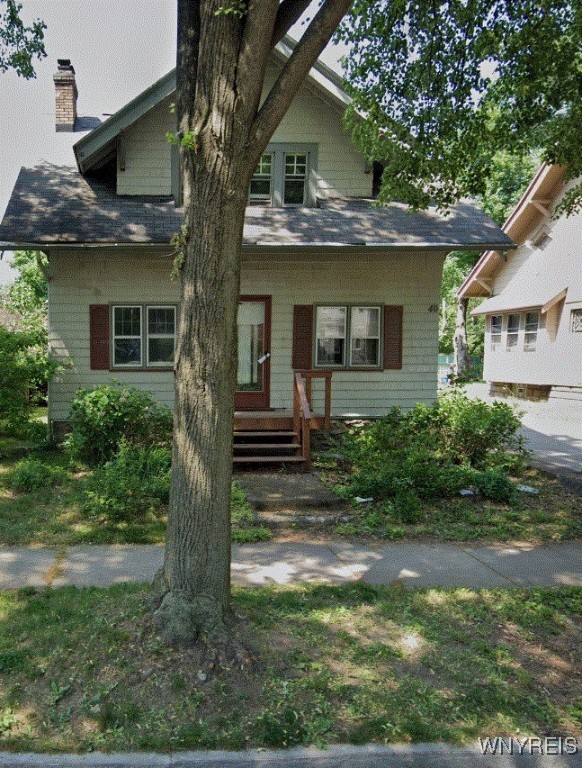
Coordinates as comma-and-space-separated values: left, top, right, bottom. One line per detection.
89, 304, 110, 370
384, 305, 403, 370
292, 305, 314, 370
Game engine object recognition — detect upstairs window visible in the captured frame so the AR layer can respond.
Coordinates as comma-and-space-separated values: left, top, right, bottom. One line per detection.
249, 153, 273, 204
524, 312, 539, 351
284, 153, 307, 205
248, 144, 316, 207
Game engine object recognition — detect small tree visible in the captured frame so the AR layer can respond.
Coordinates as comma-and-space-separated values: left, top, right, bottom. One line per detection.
0, 0, 45, 78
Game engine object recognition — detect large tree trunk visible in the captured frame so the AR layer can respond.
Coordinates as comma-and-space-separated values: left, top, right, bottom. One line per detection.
453, 296, 471, 376
152, 2, 252, 647
153, 0, 353, 650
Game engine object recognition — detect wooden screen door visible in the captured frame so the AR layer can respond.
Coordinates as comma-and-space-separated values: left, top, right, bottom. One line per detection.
235, 296, 271, 410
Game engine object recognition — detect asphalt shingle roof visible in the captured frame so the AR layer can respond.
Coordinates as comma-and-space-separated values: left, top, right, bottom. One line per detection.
0, 164, 514, 251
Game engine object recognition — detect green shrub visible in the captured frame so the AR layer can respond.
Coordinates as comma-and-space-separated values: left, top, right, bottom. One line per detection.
9, 458, 67, 492
65, 385, 173, 465
0, 326, 58, 435
474, 468, 516, 503
81, 441, 172, 523
339, 391, 524, 505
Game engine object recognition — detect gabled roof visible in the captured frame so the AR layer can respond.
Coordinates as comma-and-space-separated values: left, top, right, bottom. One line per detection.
0, 164, 514, 252
74, 35, 351, 174
458, 164, 565, 300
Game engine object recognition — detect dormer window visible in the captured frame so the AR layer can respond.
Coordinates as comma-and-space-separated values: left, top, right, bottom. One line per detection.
249, 144, 317, 207
249, 153, 273, 204
284, 153, 307, 205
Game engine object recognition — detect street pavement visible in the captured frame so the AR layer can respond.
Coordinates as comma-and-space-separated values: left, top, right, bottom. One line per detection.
0, 541, 580, 590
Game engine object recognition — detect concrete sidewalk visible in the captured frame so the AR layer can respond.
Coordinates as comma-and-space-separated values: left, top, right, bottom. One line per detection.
1, 541, 580, 590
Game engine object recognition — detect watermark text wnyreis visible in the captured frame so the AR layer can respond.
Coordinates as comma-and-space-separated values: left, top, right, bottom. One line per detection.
479, 737, 579, 755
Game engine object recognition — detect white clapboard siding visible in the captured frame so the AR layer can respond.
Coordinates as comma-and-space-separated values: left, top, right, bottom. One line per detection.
47, 247, 444, 422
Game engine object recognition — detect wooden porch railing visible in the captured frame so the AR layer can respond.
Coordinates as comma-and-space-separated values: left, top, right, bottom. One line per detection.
293, 371, 312, 470
298, 370, 332, 430
293, 370, 333, 470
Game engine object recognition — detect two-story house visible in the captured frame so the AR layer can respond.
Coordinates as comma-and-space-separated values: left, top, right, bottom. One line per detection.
459, 164, 582, 404
0, 41, 512, 465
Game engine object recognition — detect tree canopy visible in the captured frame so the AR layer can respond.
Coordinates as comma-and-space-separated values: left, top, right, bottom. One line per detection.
338, 0, 581, 212
0, 0, 45, 78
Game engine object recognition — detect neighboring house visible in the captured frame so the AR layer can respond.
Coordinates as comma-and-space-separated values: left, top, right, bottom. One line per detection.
458, 164, 582, 403
0, 41, 511, 465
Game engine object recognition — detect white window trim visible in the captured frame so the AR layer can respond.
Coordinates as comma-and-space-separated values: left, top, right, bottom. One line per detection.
314, 304, 383, 370
249, 143, 318, 207
111, 304, 176, 369
146, 305, 176, 368
112, 305, 142, 368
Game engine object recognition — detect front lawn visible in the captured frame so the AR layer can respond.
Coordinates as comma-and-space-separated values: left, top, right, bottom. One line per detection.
0, 583, 579, 752
0, 437, 269, 547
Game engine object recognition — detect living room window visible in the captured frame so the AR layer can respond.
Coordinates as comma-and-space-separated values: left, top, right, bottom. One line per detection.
112, 305, 176, 368
249, 144, 316, 206
315, 305, 382, 369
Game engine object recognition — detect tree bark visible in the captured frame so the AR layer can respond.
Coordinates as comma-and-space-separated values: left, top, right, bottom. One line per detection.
453, 296, 470, 376
154, 0, 353, 650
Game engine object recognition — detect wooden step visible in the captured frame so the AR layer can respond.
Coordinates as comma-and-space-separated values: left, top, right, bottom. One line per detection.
233, 430, 297, 438
233, 455, 305, 465
233, 442, 301, 451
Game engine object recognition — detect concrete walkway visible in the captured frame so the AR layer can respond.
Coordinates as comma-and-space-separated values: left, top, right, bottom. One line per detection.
1, 541, 580, 590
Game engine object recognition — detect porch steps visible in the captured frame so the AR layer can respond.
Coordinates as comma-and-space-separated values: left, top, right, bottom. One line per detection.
233, 429, 306, 469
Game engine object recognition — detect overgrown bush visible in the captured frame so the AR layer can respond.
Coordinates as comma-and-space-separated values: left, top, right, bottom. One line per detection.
339, 391, 525, 505
65, 385, 173, 465
0, 326, 57, 434
81, 440, 172, 522
9, 458, 67, 492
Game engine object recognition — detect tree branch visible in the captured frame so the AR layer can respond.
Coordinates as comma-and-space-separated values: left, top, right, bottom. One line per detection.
237, 0, 280, 124
270, 0, 313, 47
176, 0, 201, 207
248, 0, 353, 159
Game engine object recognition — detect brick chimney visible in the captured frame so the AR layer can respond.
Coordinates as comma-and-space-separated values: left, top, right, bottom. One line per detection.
53, 59, 78, 132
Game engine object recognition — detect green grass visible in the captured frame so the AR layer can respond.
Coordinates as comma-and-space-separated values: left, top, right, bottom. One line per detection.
0, 584, 579, 751
0, 441, 269, 547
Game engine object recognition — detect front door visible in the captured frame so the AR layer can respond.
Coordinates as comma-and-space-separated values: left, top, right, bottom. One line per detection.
235, 296, 271, 410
